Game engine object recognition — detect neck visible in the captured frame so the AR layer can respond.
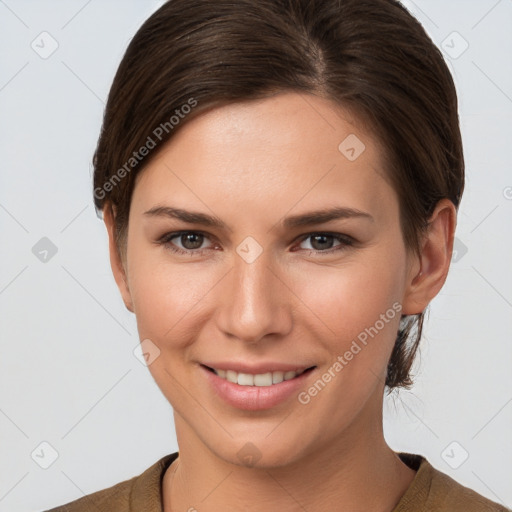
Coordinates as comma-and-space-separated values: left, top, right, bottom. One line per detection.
163, 393, 416, 512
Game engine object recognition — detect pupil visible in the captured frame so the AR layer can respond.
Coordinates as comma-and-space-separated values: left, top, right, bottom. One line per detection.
311, 235, 332, 250
182, 233, 203, 249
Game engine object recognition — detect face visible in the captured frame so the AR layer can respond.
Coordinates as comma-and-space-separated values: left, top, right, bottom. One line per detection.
111, 92, 425, 468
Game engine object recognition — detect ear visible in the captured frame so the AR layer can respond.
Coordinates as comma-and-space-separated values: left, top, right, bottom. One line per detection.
103, 203, 134, 313
401, 198, 457, 315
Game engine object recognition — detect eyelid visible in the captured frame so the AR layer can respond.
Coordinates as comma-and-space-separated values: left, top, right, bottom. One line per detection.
158, 229, 211, 241
296, 231, 354, 243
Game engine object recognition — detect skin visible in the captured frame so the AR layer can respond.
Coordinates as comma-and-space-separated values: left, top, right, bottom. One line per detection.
104, 92, 456, 511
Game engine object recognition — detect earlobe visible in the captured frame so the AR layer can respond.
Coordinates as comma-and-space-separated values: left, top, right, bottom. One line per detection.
401, 199, 457, 315
103, 204, 134, 313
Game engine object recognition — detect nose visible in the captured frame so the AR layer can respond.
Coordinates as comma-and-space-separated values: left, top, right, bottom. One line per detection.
215, 249, 293, 345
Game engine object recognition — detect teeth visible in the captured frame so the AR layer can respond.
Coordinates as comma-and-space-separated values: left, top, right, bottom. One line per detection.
254, 372, 272, 386
226, 370, 238, 384
272, 371, 284, 384
213, 368, 306, 386
238, 373, 254, 386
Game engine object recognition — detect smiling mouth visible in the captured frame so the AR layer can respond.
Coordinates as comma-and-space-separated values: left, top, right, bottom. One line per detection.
202, 365, 316, 387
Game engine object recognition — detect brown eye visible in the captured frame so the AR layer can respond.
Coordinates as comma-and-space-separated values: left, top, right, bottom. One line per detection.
297, 233, 354, 254
179, 232, 205, 250
158, 231, 214, 255
309, 234, 336, 250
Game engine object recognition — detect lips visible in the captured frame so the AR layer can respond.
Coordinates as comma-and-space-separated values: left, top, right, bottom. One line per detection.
200, 362, 316, 410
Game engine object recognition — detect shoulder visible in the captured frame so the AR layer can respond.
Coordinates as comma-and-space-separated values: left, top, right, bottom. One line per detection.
44, 453, 178, 512
426, 464, 510, 512
394, 453, 511, 512
45, 478, 132, 512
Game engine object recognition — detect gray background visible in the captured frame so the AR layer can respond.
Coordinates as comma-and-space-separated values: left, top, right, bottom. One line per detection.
0, 0, 511, 510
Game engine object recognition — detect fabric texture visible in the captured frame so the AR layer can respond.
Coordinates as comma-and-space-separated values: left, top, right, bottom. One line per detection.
45, 452, 510, 511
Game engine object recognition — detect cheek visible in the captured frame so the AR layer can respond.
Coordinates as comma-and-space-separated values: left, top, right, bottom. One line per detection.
293, 252, 406, 341
126, 244, 218, 344
293, 253, 407, 419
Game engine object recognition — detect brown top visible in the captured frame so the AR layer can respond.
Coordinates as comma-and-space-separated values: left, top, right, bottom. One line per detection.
46, 452, 510, 511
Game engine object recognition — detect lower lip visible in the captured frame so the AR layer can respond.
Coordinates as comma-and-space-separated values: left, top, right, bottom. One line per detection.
201, 365, 315, 411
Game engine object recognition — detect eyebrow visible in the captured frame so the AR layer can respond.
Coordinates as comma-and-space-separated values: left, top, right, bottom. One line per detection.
144, 206, 228, 229
281, 207, 373, 228
143, 205, 374, 230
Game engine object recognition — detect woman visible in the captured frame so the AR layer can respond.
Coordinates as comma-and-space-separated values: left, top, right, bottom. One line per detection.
47, 0, 509, 510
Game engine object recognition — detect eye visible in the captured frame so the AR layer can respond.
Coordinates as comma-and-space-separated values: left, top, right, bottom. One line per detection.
157, 231, 355, 257
296, 233, 354, 254
158, 231, 215, 255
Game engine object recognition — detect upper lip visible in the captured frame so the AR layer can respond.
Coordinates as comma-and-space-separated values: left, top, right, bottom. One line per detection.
201, 361, 316, 374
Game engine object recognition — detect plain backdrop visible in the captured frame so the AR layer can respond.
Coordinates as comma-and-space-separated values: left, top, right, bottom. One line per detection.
0, 1, 511, 510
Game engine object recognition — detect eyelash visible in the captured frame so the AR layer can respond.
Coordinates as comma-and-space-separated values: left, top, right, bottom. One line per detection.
157, 231, 355, 257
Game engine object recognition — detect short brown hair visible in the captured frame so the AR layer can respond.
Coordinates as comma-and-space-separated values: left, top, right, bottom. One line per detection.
93, 0, 464, 389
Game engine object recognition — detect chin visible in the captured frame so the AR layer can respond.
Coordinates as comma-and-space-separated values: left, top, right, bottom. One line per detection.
206, 431, 316, 470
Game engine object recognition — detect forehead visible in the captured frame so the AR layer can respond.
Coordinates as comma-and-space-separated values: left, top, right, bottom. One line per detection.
132, 92, 398, 224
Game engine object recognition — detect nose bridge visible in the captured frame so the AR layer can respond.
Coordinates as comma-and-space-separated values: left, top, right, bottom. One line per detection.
217, 247, 291, 343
